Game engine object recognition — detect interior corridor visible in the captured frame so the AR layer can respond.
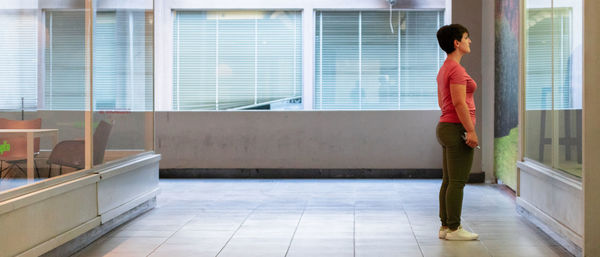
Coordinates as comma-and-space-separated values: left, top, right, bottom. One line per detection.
73, 179, 572, 257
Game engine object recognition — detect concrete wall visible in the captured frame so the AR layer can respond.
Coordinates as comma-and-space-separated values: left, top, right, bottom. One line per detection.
155, 111, 443, 169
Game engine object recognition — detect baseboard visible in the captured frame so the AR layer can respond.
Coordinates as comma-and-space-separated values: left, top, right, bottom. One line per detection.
40, 197, 156, 257
159, 169, 486, 183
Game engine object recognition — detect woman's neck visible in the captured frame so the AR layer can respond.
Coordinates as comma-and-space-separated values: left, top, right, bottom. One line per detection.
447, 51, 464, 64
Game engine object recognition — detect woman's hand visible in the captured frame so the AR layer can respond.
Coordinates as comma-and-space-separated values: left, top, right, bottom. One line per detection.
465, 131, 479, 149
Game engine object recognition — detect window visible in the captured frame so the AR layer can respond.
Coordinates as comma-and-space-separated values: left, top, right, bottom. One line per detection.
44, 10, 152, 111
524, 0, 582, 177
525, 8, 572, 111
172, 11, 303, 111
314, 10, 444, 110
44, 11, 85, 110
95, 11, 153, 111
0, 11, 37, 110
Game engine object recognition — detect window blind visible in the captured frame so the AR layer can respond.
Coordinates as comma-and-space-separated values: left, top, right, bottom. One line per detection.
95, 11, 153, 111
172, 11, 303, 111
0, 11, 37, 110
314, 10, 444, 110
552, 8, 571, 110
525, 8, 571, 110
45, 10, 152, 111
44, 11, 86, 110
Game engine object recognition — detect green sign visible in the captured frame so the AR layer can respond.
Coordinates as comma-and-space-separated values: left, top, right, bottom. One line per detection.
0, 141, 10, 155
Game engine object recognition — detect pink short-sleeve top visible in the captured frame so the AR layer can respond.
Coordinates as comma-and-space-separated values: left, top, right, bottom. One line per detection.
437, 59, 477, 125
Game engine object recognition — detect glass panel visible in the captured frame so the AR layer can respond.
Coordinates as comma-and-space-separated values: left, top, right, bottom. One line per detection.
93, 1, 154, 166
314, 10, 444, 110
524, 0, 553, 167
172, 11, 302, 111
315, 11, 360, 110
361, 11, 399, 110
0, 1, 88, 192
555, 0, 582, 177
398, 11, 445, 110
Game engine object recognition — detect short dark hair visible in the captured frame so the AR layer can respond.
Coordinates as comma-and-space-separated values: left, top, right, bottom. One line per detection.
436, 24, 469, 54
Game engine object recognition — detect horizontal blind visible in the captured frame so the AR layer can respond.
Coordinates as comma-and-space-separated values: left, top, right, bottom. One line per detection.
45, 10, 152, 111
44, 11, 86, 110
362, 11, 399, 109
526, 9, 553, 110
552, 8, 571, 110
314, 10, 444, 110
526, 8, 571, 110
95, 11, 153, 111
399, 11, 444, 110
173, 11, 302, 111
314, 12, 359, 110
0, 11, 37, 110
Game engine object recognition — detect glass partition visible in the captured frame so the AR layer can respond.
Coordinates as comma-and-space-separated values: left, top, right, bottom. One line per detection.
524, 0, 582, 177
0, 0, 155, 193
0, 1, 88, 192
93, 1, 154, 165
554, 0, 582, 177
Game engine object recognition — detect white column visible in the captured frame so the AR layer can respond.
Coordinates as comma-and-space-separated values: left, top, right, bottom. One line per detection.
481, 0, 495, 183
154, 0, 173, 111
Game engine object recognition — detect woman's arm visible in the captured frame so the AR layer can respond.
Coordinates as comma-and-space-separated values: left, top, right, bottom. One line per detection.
449, 83, 478, 148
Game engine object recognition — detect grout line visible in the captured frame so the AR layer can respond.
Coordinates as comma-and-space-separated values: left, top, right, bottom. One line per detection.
284, 201, 307, 257
402, 208, 425, 257
353, 204, 356, 257
145, 213, 199, 257
214, 205, 261, 257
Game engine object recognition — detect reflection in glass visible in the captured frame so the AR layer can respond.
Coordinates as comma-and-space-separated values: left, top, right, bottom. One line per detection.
554, 0, 582, 177
525, 0, 553, 167
93, 7, 154, 166
0, 1, 88, 192
524, 0, 582, 177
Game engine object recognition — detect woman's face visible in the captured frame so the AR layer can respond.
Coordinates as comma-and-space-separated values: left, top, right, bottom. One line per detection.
455, 32, 471, 54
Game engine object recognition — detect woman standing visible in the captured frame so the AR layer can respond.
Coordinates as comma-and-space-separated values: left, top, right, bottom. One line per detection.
435, 24, 479, 241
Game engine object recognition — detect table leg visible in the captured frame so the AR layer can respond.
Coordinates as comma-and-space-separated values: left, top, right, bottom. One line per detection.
27, 132, 34, 182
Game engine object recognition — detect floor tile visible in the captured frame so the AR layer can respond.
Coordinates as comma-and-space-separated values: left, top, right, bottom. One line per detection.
73, 179, 573, 257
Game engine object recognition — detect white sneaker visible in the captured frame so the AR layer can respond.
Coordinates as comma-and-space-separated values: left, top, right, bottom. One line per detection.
445, 226, 479, 241
438, 226, 449, 239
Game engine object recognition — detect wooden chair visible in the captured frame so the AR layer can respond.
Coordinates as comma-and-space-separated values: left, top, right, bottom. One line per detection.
0, 118, 42, 178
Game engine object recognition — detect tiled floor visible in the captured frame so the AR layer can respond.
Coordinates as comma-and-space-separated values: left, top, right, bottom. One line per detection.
73, 179, 573, 257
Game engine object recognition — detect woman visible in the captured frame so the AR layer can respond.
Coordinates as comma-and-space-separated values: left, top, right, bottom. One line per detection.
435, 24, 479, 241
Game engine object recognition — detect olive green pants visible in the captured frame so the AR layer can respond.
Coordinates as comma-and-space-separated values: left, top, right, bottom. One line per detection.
436, 122, 474, 230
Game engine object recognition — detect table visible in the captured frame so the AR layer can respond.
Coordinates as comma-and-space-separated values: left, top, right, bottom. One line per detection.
0, 129, 58, 181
